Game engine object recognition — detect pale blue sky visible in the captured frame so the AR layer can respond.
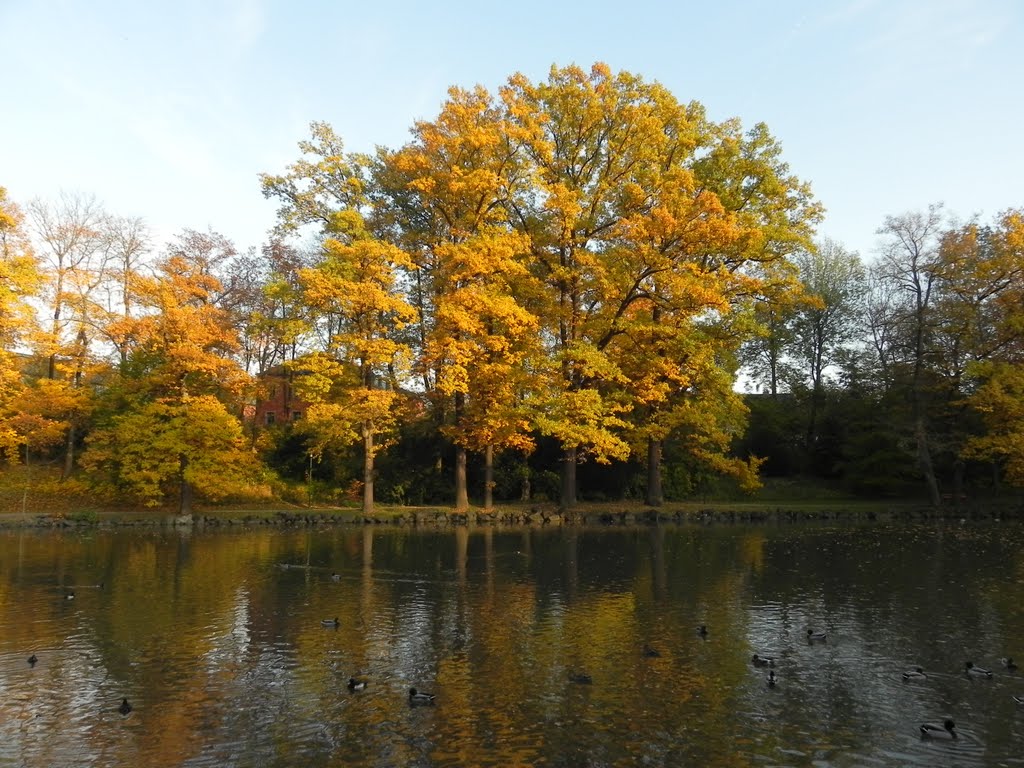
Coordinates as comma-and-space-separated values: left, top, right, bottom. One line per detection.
3, 0, 1021, 259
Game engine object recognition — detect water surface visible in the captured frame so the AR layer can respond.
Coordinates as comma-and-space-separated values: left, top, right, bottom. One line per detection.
1, 521, 1022, 767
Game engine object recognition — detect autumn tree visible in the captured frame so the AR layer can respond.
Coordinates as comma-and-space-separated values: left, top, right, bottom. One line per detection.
26, 192, 113, 476
263, 130, 419, 514
290, 221, 417, 515
82, 239, 257, 513
0, 186, 42, 461
942, 210, 1024, 489
94, 215, 151, 365
499, 64, 820, 507
381, 85, 541, 510
229, 239, 311, 375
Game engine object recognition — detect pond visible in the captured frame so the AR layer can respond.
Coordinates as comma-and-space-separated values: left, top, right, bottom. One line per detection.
1, 520, 1022, 767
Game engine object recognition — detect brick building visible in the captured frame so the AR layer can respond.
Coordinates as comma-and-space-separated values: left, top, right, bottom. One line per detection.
251, 367, 308, 426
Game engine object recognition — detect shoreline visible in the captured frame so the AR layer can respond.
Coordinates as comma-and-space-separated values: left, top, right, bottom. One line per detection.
1, 500, 1019, 530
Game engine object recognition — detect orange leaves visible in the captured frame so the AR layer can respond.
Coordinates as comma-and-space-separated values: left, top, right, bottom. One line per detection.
259, 65, 821, 498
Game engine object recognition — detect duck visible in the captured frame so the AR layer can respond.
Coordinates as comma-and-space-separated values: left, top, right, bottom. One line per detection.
965, 661, 992, 677
1001, 657, 1018, 671
27, 653, 38, 666
408, 687, 435, 705
751, 654, 775, 668
569, 672, 593, 685
330, 573, 341, 582
65, 590, 75, 600
766, 670, 777, 687
347, 677, 367, 691
919, 719, 956, 740
902, 666, 927, 681
118, 698, 133, 716
806, 629, 827, 642
321, 617, 340, 628
643, 644, 661, 658
697, 624, 708, 637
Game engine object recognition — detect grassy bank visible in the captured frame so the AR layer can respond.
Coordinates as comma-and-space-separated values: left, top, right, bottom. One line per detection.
0, 465, 1017, 529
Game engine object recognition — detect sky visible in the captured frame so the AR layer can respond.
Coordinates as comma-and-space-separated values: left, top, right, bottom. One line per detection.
2, 0, 1022, 260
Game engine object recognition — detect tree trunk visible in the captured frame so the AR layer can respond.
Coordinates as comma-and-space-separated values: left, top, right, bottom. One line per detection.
62, 425, 76, 480
453, 390, 468, 510
362, 421, 375, 516
560, 445, 577, 510
914, 415, 941, 507
951, 458, 965, 507
178, 455, 193, 515
62, 335, 87, 481
454, 444, 469, 511
483, 444, 494, 512
645, 438, 663, 506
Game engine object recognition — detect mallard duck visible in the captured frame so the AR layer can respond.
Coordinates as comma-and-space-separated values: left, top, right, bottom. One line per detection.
118, 698, 133, 715
697, 624, 708, 637
569, 672, 593, 685
347, 677, 367, 691
919, 719, 956, 739
902, 666, 927, 681
643, 644, 661, 658
27, 653, 38, 666
751, 654, 775, 668
766, 670, 777, 687
1001, 657, 1018, 671
330, 573, 341, 582
408, 687, 435, 705
65, 590, 75, 600
321, 617, 340, 628
965, 661, 992, 677
807, 629, 827, 642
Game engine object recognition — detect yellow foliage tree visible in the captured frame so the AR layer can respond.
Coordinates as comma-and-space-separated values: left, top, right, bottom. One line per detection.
383, 86, 541, 510
293, 223, 417, 515
82, 246, 257, 512
500, 64, 819, 506
0, 186, 42, 462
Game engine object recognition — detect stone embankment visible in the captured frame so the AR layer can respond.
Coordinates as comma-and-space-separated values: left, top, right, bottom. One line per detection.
1, 502, 1018, 529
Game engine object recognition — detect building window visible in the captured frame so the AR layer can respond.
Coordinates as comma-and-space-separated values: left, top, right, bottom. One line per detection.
292, 411, 302, 421
265, 411, 276, 425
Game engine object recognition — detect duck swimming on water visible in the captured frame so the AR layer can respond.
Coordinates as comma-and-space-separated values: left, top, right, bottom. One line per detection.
408, 687, 435, 705
965, 661, 992, 677
902, 666, 927, 681
920, 719, 956, 739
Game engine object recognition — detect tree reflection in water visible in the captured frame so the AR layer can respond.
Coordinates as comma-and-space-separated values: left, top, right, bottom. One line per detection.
0, 521, 1021, 767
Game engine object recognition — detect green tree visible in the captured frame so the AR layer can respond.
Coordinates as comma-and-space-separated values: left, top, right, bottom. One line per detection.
790, 239, 866, 451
